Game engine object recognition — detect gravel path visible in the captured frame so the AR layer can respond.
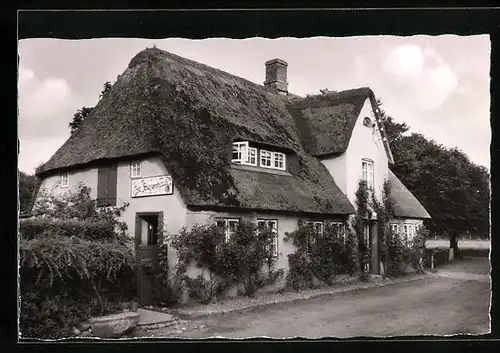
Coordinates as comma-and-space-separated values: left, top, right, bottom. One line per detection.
142, 258, 490, 338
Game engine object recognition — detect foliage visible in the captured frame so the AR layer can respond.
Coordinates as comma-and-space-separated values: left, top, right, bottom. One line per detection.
150, 236, 182, 307
19, 185, 135, 338
20, 218, 117, 242
377, 98, 490, 253
69, 106, 94, 135
19, 171, 38, 213
69, 82, 113, 134
223, 221, 281, 296
169, 221, 282, 304
32, 183, 129, 238
284, 221, 356, 291
352, 180, 370, 277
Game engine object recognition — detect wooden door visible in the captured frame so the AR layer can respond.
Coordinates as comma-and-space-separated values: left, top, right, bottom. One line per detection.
135, 213, 162, 306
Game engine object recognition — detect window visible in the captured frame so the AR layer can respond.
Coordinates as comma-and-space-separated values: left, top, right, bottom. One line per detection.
403, 224, 410, 241
307, 221, 324, 246
216, 218, 240, 242
273, 152, 286, 170
248, 147, 257, 166
390, 223, 399, 234
97, 164, 118, 207
232, 142, 257, 166
260, 150, 273, 168
361, 159, 374, 189
232, 141, 249, 163
60, 173, 69, 188
257, 219, 278, 257
329, 221, 346, 242
131, 161, 141, 178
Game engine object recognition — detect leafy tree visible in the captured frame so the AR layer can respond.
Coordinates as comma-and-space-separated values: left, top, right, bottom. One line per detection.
69, 106, 94, 135
68, 81, 112, 135
19, 171, 37, 212
377, 98, 490, 258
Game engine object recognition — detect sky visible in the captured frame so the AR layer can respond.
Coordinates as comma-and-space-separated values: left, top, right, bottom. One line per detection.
18, 36, 491, 174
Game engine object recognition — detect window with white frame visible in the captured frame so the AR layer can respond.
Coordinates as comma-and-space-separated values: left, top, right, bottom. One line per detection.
131, 161, 141, 178
260, 150, 273, 168
60, 172, 69, 188
232, 142, 257, 166
273, 152, 286, 170
248, 147, 257, 166
216, 218, 240, 242
361, 159, 374, 189
390, 223, 399, 234
329, 221, 346, 242
232, 141, 249, 163
257, 219, 278, 257
307, 221, 324, 246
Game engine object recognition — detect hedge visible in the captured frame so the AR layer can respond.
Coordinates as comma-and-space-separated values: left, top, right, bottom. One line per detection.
19, 219, 136, 339
20, 218, 117, 242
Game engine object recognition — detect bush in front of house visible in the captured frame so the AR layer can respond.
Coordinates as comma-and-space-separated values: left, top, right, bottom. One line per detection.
284, 221, 356, 291
19, 185, 135, 339
168, 221, 284, 304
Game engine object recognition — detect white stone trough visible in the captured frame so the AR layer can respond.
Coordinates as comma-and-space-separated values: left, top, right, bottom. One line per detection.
89, 311, 140, 338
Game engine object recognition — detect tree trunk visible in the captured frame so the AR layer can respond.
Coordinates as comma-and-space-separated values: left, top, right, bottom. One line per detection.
449, 234, 460, 261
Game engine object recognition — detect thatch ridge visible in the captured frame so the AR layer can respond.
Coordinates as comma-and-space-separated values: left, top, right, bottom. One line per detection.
389, 169, 431, 219
37, 47, 355, 215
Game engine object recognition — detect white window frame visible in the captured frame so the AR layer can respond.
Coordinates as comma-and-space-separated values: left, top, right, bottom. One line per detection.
272, 152, 286, 170
390, 223, 399, 234
257, 219, 278, 257
247, 147, 257, 166
232, 142, 257, 166
131, 161, 141, 178
307, 221, 324, 246
260, 149, 273, 168
361, 159, 374, 189
329, 221, 346, 243
216, 218, 240, 242
60, 172, 69, 188
232, 141, 249, 164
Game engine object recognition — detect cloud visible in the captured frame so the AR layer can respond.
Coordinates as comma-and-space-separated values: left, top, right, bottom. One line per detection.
383, 44, 425, 77
381, 43, 459, 110
18, 65, 80, 139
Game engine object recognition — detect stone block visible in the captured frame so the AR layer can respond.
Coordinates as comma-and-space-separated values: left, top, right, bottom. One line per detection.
89, 311, 140, 338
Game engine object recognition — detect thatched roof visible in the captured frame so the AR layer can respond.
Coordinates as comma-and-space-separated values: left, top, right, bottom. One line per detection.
289, 88, 394, 164
389, 169, 431, 219
37, 47, 354, 216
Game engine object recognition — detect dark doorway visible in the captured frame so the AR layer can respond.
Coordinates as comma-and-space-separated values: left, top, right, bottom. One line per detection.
135, 212, 163, 306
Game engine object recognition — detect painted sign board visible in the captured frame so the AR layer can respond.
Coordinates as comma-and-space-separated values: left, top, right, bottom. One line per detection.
131, 175, 173, 198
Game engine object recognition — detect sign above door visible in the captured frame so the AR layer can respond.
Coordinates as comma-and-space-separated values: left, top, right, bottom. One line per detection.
131, 175, 173, 198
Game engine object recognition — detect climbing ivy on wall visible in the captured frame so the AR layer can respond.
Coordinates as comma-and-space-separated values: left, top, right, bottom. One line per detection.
352, 180, 371, 279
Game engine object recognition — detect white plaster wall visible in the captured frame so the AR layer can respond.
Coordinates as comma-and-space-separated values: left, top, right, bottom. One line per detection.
34, 156, 188, 241
116, 156, 187, 239
33, 167, 98, 208
320, 98, 389, 209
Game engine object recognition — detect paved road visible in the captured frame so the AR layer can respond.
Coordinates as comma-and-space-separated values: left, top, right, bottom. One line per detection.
155, 258, 491, 338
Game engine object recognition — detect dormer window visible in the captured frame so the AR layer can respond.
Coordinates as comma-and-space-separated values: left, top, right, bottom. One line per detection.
232, 141, 287, 171
232, 141, 257, 166
260, 150, 273, 168
273, 152, 286, 170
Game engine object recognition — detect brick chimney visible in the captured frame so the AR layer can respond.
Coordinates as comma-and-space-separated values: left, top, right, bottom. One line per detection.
264, 58, 288, 95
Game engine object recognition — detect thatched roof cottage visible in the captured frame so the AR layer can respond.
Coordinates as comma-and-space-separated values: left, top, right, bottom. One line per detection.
33, 47, 430, 303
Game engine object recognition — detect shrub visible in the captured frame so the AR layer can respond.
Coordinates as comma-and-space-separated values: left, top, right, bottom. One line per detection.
169, 221, 283, 303
285, 221, 355, 291
19, 185, 135, 339
20, 218, 118, 242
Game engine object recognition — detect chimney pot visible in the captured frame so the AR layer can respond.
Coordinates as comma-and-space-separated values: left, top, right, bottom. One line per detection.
264, 58, 288, 95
